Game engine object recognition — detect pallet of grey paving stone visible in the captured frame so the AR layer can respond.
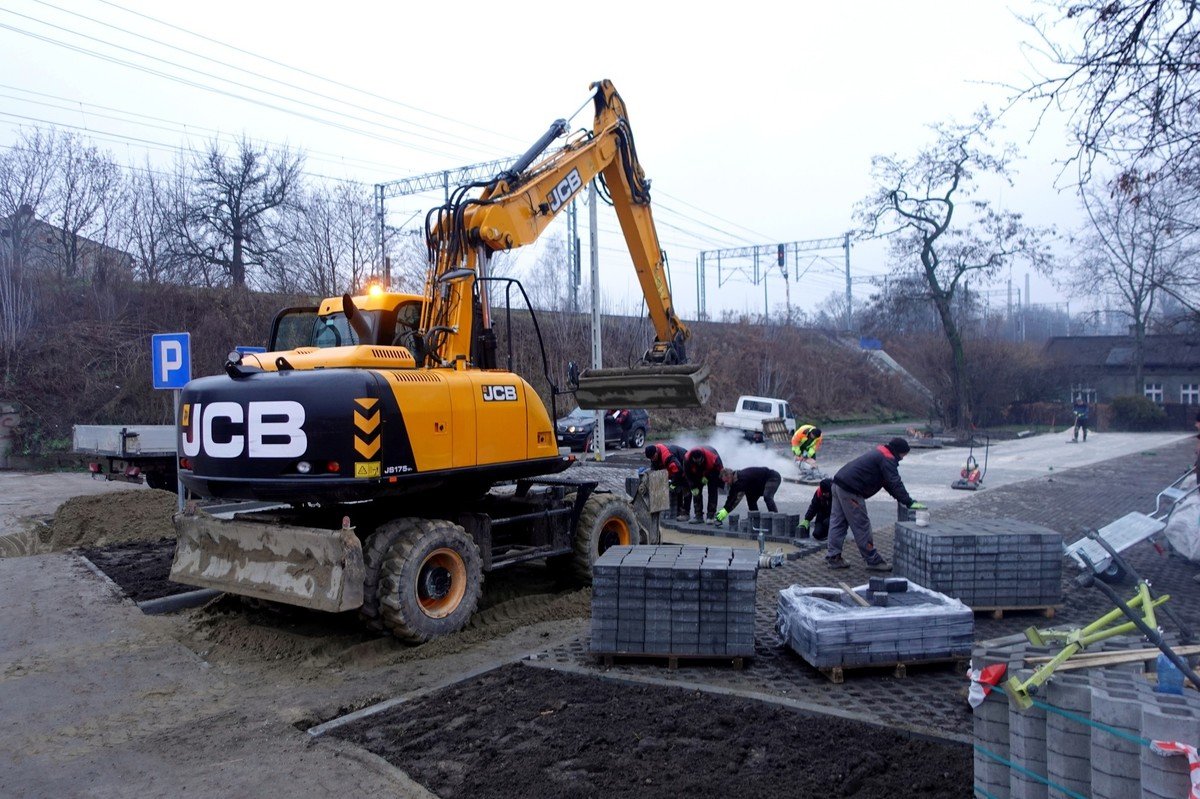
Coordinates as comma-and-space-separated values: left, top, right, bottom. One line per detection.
892, 518, 1063, 611
590, 543, 757, 662
777, 580, 974, 681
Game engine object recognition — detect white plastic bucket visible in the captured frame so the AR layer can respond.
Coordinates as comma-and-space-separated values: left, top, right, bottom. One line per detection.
914, 509, 931, 527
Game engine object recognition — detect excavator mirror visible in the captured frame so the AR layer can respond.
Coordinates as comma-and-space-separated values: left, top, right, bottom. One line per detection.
437, 268, 475, 284
566, 361, 580, 388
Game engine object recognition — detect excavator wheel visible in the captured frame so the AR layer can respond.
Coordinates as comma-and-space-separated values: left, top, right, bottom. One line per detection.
570, 493, 640, 583
375, 518, 482, 643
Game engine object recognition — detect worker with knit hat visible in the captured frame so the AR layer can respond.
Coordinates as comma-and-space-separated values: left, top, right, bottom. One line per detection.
825, 437, 925, 571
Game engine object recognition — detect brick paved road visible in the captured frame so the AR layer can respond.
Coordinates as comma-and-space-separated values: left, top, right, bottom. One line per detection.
542, 437, 1200, 741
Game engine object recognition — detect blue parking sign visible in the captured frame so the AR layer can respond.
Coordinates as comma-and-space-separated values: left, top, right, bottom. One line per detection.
152, 333, 191, 389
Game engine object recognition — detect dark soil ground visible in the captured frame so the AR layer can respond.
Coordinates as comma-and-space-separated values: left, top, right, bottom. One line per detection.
79, 537, 188, 601
331, 663, 972, 799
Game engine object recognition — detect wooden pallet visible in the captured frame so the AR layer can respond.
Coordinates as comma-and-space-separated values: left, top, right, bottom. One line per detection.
593, 651, 751, 671
761, 419, 792, 444
972, 605, 1060, 620
814, 655, 969, 684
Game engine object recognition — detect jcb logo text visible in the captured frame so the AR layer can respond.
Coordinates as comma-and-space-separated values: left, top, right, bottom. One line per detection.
181, 401, 306, 459
481, 385, 518, 402
547, 168, 583, 213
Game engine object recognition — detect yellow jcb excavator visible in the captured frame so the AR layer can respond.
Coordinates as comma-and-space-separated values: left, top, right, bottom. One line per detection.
170, 80, 709, 642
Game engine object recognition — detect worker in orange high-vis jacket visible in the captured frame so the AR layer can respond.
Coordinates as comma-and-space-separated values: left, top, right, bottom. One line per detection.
791, 424, 823, 464
683, 446, 724, 524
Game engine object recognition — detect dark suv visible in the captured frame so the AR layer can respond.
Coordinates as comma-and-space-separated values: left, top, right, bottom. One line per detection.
555, 408, 650, 452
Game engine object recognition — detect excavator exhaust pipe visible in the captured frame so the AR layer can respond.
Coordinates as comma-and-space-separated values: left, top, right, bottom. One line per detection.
574, 363, 710, 410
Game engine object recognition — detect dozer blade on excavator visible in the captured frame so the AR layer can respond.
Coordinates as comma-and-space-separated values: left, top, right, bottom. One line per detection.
575, 363, 711, 410
170, 507, 366, 612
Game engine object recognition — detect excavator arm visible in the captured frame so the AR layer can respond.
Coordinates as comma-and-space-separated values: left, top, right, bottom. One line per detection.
420, 79, 708, 409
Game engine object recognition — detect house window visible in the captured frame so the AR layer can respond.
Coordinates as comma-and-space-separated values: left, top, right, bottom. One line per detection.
1182, 384, 1200, 405
1144, 382, 1164, 404
1070, 386, 1097, 404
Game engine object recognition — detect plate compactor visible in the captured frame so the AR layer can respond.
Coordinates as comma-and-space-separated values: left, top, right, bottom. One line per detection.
951, 435, 989, 491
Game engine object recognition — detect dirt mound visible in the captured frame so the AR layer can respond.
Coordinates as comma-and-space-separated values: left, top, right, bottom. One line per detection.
42, 489, 176, 551
181, 588, 592, 673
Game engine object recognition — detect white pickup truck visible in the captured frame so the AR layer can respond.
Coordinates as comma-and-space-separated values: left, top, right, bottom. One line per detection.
715, 396, 796, 442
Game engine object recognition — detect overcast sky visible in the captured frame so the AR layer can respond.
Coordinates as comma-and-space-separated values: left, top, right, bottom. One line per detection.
0, 0, 1085, 321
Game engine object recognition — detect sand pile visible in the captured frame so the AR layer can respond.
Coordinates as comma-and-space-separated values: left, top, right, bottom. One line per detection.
41, 489, 177, 551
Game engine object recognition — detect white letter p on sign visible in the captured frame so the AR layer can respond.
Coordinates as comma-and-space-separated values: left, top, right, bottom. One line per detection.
160, 341, 182, 383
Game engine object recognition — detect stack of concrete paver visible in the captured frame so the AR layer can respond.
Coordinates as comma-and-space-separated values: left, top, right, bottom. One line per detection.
589, 545, 757, 658
971, 634, 1200, 799
892, 518, 1063, 609
776, 579, 974, 670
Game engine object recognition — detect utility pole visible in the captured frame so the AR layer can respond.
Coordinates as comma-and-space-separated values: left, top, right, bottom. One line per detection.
567, 199, 580, 313
589, 181, 605, 462
844, 232, 853, 332
1024, 273, 1030, 342
1007, 278, 1014, 341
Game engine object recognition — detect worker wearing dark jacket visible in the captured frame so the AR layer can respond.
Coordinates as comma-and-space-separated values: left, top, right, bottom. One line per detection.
826, 437, 925, 571
714, 466, 781, 523
645, 443, 689, 518
684, 446, 723, 523
800, 478, 833, 541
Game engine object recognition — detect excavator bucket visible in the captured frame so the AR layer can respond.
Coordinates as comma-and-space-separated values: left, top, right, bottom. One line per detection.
575, 363, 711, 410
170, 508, 366, 612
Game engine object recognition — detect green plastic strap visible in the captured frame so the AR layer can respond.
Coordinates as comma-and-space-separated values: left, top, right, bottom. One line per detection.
974, 744, 1089, 799
990, 683, 1152, 748
973, 785, 1000, 799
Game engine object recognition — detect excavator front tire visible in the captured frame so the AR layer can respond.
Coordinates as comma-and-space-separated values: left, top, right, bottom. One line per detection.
570, 493, 640, 582
372, 518, 482, 643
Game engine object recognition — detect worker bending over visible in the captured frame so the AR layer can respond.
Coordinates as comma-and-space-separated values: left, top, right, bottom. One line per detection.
645, 443, 689, 519
826, 437, 925, 572
792, 424, 823, 463
714, 467, 781, 524
684, 446, 724, 524
799, 477, 833, 541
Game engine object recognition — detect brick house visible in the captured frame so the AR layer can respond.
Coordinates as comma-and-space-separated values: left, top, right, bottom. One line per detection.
1044, 334, 1200, 423
0, 205, 132, 280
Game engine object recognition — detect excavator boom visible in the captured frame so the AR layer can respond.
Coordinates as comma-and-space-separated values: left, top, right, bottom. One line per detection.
422, 79, 708, 409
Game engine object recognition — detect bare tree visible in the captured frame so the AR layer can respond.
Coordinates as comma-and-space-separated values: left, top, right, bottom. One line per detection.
0, 128, 58, 385
1072, 175, 1193, 388
857, 111, 1053, 431
278, 182, 380, 296
176, 137, 304, 287
41, 132, 126, 283
123, 162, 187, 284
1021, 0, 1200, 180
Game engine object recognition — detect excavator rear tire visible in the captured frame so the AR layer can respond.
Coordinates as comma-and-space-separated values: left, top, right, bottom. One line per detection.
376, 518, 482, 643
570, 493, 640, 583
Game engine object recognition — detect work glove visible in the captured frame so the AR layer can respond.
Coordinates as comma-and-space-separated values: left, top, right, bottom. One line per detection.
715, 508, 728, 522
799, 519, 810, 531
791, 445, 803, 456
702, 478, 708, 486
910, 501, 927, 510
691, 488, 700, 496
668, 483, 678, 492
